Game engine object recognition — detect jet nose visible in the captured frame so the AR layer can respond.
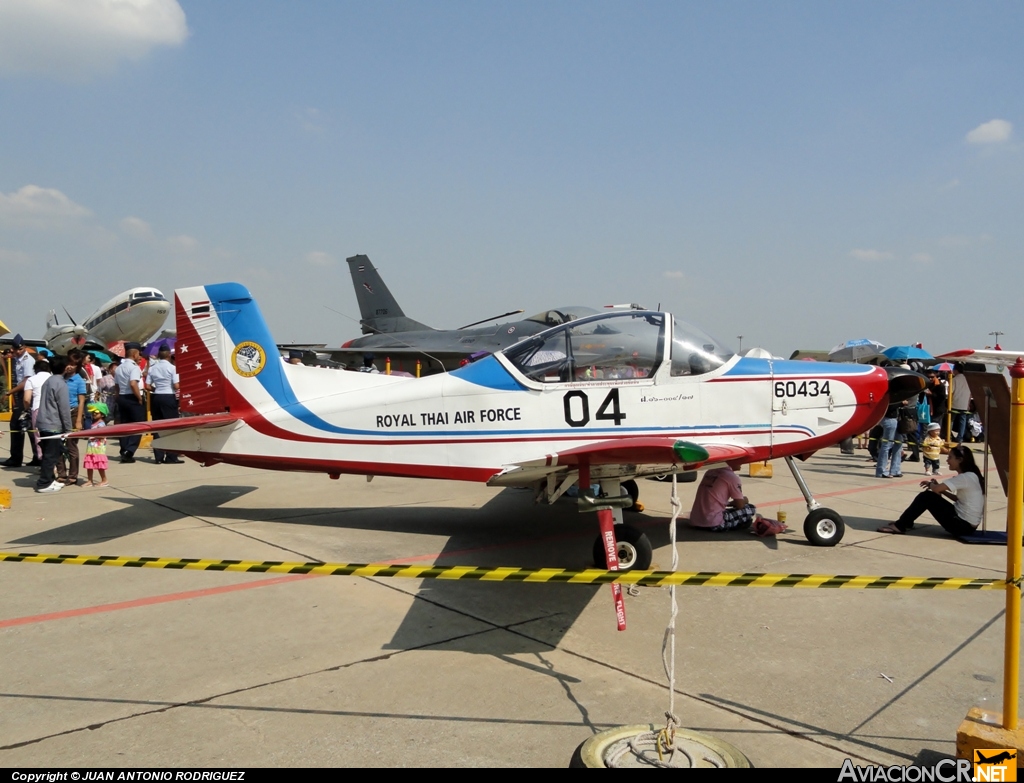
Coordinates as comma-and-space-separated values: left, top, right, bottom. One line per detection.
886, 366, 926, 403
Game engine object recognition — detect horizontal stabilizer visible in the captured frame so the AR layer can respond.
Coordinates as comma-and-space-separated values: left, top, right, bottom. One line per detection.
64, 412, 240, 440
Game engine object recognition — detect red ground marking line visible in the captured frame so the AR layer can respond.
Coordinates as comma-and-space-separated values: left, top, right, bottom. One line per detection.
0, 573, 317, 630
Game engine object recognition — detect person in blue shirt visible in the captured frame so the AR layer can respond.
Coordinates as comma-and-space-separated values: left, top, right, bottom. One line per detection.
57, 356, 87, 485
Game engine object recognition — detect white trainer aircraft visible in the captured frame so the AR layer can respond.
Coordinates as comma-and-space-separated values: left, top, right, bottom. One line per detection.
75, 283, 924, 568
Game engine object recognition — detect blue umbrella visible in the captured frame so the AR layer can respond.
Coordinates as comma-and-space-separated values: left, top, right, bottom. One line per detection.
882, 345, 934, 361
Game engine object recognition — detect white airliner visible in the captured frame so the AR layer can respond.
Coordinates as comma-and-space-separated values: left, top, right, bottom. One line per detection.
44, 287, 171, 354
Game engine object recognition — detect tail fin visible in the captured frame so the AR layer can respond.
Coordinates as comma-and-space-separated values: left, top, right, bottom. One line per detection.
175, 282, 294, 415
346, 254, 433, 334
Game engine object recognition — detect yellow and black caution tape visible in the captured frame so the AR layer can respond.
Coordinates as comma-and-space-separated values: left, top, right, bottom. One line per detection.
0, 551, 1007, 590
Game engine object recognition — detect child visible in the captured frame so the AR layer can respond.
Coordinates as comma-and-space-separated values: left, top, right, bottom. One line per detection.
83, 402, 109, 487
921, 422, 946, 476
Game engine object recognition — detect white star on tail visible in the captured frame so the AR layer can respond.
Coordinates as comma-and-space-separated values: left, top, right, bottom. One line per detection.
195, 362, 202, 370
179, 344, 188, 353
206, 379, 213, 387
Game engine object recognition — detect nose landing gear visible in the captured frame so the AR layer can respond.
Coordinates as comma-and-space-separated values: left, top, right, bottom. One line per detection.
784, 455, 846, 546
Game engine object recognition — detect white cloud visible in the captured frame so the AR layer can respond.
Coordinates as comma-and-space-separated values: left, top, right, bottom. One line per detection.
0, 184, 91, 227
849, 249, 895, 262
120, 215, 153, 240
0, 0, 188, 80
938, 178, 960, 193
966, 119, 1012, 145
306, 251, 335, 266
663, 270, 685, 280
166, 234, 199, 253
910, 252, 933, 263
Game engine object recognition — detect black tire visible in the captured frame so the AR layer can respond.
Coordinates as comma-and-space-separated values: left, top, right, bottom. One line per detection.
622, 479, 639, 510
803, 508, 845, 547
592, 523, 653, 571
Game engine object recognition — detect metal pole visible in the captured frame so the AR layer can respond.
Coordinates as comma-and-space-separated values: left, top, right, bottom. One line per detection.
1002, 358, 1024, 729
983, 387, 992, 532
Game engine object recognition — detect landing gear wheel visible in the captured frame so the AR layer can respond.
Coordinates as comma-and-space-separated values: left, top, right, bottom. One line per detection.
622, 479, 639, 510
803, 508, 845, 547
592, 523, 653, 571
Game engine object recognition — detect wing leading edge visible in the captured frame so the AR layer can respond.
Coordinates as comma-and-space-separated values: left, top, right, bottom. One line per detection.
488, 437, 755, 487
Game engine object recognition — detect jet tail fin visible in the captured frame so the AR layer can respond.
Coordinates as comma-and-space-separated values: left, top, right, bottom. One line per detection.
346, 255, 433, 334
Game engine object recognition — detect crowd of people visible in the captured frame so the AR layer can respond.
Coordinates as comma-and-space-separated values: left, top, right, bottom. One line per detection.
681, 360, 992, 542
2, 335, 180, 492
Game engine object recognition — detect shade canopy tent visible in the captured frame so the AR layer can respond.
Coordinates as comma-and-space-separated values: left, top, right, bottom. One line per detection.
828, 338, 886, 363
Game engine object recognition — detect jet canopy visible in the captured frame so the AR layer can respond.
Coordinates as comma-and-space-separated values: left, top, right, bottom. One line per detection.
522, 306, 600, 327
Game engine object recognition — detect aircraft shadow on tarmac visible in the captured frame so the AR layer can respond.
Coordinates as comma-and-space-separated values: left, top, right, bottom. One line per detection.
9, 482, 787, 655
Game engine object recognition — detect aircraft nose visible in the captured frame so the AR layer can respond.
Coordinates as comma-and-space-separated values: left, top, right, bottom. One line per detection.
886, 366, 926, 403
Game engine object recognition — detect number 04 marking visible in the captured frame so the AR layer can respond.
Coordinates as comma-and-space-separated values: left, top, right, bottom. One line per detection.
563, 388, 627, 427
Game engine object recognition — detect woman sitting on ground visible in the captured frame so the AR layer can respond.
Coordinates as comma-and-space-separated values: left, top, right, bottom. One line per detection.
877, 445, 984, 536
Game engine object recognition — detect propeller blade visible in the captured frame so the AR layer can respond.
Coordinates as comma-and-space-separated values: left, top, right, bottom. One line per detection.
62, 306, 78, 326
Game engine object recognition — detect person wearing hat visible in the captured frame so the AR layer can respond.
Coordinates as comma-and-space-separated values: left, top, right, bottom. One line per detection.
358, 353, 379, 373
83, 402, 110, 487
921, 422, 946, 477
146, 343, 181, 464
113, 342, 146, 463
2, 334, 40, 468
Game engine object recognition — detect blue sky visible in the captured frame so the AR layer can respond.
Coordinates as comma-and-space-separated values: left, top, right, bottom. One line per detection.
1, 1, 1021, 355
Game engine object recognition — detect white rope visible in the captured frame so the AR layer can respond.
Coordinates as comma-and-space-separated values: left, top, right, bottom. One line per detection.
661, 473, 682, 738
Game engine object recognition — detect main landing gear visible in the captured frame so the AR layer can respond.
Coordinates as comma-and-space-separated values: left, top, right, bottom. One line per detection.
582, 478, 654, 572
784, 455, 846, 546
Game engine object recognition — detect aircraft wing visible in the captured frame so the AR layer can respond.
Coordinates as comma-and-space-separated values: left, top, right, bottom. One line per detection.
487, 437, 754, 486
549, 438, 753, 467
63, 412, 241, 439
935, 348, 1024, 367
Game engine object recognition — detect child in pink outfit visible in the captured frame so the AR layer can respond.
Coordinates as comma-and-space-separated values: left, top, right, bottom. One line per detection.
83, 403, 109, 487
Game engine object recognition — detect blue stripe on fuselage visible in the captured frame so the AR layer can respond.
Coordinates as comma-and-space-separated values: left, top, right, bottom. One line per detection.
207, 282, 355, 434
449, 356, 526, 391
723, 357, 873, 377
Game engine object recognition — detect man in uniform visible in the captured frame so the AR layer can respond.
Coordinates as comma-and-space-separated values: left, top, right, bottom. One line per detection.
146, 343, 181, 464
114, 342, 146, 463
2, 335, 41, 468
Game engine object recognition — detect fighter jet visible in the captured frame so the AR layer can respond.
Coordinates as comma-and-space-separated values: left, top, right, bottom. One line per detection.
290, 255, 601, 374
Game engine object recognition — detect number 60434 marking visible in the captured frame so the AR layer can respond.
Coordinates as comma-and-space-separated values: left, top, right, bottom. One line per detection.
774, 380, 830, 398
563, 388, 626, 427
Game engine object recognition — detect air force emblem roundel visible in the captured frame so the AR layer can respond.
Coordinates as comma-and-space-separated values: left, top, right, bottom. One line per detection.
232, 341, 266, 377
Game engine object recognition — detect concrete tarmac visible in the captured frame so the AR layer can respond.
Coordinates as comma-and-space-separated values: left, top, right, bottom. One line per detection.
0, 441, 1014, 767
